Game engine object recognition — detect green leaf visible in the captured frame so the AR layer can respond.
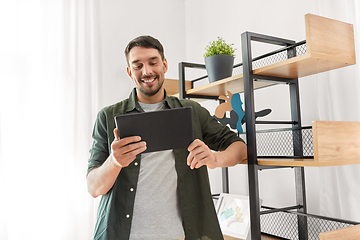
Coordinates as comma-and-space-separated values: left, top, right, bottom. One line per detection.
203, 36, 236, 58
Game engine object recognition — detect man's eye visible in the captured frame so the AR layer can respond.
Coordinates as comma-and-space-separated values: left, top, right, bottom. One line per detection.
150, 62, 157, 66
134, 65, 142, 69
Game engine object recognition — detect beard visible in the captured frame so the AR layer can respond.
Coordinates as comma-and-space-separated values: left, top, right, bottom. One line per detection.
137, 75, 164, 97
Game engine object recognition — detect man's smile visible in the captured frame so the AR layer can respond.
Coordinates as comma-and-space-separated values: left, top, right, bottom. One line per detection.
141, 75, 157, 83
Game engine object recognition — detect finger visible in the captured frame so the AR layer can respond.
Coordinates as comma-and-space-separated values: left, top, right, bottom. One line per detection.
187, 140, 197, 166
187, 140, 206, 168
187, 146, 204, 166
113, 135, 142, 149
111, 136, 144, 157
187, 151, 194, 166
189, 150, 208, 169
117, 146, 146, 163
112, 141, 147, 166
119, 136, 142, 145
194, 159, 206, 169
187, 139, 202, 152
189, 157, 197, 169
121, 141, 147, 155
190, 154, 206, 170
114, 128, 119, 140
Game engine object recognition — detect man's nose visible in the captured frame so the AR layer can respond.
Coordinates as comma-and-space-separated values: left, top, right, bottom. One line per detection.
142, 64, 153, 76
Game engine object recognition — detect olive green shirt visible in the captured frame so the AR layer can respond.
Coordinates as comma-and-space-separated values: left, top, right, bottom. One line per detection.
88, 88, 244, 240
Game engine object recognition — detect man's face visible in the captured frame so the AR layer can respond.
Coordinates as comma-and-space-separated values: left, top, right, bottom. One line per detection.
126, 47, 168, 103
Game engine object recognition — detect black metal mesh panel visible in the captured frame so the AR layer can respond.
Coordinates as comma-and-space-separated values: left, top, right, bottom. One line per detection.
260, 208, 358, 240
261, 209, 299, 239
306, 216, 355, 240
252, 43, 307, 70
232, 64, 243, 76
231, 42, 307, 76
296, 43, 307, 56
239, 127, 313, 158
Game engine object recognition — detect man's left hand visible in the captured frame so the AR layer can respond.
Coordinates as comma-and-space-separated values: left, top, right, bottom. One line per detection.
187, 139, 219, 169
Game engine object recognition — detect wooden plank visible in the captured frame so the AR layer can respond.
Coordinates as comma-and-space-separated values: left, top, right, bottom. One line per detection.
319, 224, 360, 240
179, 73, 275, 97
173, 49, 354, 96
313, 121, 360, 166
164, 78, 192, 96
305, 13, 356, 65
254, 53, 354, 79
255, 158, 360, 167
241, 158, 318, 167
240, 121, 360, 167
253, 14, 356, 79
256, 158, 319, 167
223, 234, 284, 240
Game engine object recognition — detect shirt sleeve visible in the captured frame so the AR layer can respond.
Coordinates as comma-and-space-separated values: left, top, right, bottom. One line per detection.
87, 109, 110, 176
194, 101, 244, 151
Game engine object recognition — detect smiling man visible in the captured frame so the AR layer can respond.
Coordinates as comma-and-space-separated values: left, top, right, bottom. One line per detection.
126, 46, 167, 103
87, 35, 247, 240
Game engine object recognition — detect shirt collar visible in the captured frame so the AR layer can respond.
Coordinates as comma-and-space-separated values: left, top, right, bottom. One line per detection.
125, 88, 175, 113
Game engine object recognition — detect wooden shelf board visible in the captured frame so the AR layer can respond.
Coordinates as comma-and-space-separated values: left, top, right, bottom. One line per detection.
242, 158, 360, 167
319, 224, 360, 240
313, 121, 360, 166
175, 53, 355, 99
241, 159, 317, 167
182, 73, 276, 97
224, 233, 282, 240
255, 158, 360, 167
164, 78, 192, 96
257, 158, 318, 167
238, 121, 360, 168
254, 53, 355, 79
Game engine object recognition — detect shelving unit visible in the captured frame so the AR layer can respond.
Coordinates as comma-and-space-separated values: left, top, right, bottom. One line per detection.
171, 14, 360, 239
172, 13, 355, 100
243, 121, 360, 167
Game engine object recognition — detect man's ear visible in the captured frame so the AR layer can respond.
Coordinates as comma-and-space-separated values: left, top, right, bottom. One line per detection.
163, 58, 168, 73
126, 66, 132, 79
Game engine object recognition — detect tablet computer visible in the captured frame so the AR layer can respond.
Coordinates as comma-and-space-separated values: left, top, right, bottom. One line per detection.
114, 106, 194, 153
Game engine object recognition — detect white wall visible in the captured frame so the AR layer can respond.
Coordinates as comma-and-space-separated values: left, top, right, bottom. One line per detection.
97, 0, 187, 108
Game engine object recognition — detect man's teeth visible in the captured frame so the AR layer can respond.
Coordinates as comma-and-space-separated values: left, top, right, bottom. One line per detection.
143, 78, 155, 83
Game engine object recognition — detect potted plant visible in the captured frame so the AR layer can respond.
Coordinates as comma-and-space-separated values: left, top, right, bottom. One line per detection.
203, 37, 236, 83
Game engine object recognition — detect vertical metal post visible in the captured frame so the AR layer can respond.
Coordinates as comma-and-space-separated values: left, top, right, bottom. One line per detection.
295, 167, 308, 239
222, 167, 229, 193
242, 32, 262, 240
218, 98, 230, 194
178, 62, 186, 99
287, 45, 297, 59
289, 79, 308, 239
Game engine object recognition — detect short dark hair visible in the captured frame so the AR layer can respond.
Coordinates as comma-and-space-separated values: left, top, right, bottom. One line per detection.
124, 35, 165, 65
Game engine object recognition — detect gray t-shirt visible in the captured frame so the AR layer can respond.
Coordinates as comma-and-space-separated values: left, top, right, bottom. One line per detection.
129, 101, 185, 240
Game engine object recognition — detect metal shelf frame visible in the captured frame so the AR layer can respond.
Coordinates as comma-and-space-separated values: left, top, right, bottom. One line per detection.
241, 31, 308, 240
178, 32, 308, 239
177, 30, 359, 239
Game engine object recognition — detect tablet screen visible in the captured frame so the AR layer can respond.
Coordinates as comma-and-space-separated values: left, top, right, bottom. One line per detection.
114, 106, 194, 153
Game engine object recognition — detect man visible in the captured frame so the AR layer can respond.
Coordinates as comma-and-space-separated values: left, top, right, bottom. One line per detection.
87, 35, 247, 240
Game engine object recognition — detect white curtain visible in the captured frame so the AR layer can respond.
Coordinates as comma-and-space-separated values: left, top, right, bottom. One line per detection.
0, 0, 100, 239
312, 0, 360, 222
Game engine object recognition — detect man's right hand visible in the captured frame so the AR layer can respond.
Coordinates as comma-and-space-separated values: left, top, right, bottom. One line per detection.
111, 128, 147, 168
87, 129, 147, 198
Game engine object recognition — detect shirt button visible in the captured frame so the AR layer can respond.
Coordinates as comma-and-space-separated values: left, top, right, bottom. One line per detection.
130, 188, 134, 192
134, 162, 138, 166
126, 214, 130, 219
